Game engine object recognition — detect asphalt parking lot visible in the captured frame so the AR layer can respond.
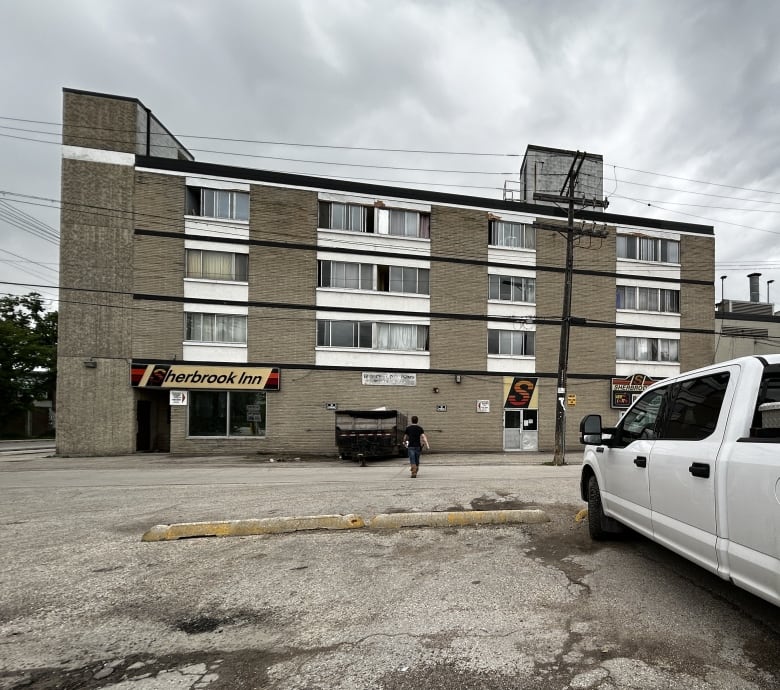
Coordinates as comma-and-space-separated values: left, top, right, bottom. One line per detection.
1, 445, 779, 689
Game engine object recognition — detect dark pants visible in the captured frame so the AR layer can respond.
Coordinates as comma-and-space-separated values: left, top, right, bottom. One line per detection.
408, 446, 421, 465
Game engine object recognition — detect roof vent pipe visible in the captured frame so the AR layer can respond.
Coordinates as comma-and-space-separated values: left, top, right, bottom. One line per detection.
748, 272, 762, 302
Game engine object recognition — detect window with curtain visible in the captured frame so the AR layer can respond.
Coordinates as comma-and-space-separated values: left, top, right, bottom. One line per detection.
616, 285, 680, 313
375, 323, 429, 350
376, 209, 431, 238
489, 221, 536, 249
186, 249, 248, 281
617, 336, 679, 362
316, 320, 428, 351
185, 313, 247, 343
617, 235, 680, 264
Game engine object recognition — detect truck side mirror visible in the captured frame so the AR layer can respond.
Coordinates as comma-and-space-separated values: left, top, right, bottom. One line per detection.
580, 414, 603, 445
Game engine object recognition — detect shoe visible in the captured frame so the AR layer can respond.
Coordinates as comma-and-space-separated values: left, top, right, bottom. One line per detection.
411, 465, 418, 478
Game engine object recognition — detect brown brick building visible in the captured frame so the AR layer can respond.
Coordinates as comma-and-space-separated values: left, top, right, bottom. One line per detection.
56, 89, 715, 457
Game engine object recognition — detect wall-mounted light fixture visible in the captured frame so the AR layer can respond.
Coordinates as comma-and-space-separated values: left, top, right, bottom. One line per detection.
454, 375, 462, 384
83, 358, 97, 368
432, 387, 440, 394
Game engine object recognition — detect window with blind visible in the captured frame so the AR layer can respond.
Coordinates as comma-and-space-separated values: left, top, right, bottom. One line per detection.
616, 285, 680, 313
186, 249, 248, 282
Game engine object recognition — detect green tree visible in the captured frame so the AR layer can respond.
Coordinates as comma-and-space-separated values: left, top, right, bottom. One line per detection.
0, 293, 58, 431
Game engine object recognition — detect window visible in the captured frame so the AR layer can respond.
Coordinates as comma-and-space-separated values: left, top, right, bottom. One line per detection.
188, 391, 266, 437
488, 329, 535, 356
489, 221, 536, 249
185, 313, 247, 344
318, 203, 431, 239
319, 202, 370, 232
617, 336, 679, 362
489, 275, 536, 303
319, 261, 430, 295
380, 209, 430, 238
388, 266, 429, 295
316, 320, 429, 351
186, 187, 249, 221
616, 286, 680, 313
317, 320, 373, 348
661, 373, 730, 440
186, 249, 248, 281
318, 261, 373, 290
375, 323, 429, 350
615, 387, 667, 445
617, 235, 679, 263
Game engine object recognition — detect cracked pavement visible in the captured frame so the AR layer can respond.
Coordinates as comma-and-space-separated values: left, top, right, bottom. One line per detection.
1, 451, 779, 689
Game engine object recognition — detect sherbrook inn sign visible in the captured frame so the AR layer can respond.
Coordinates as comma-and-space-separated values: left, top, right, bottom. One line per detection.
131, 363, 281, 390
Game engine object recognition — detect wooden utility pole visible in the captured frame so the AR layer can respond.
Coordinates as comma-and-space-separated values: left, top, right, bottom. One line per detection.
533, 152, 606, 466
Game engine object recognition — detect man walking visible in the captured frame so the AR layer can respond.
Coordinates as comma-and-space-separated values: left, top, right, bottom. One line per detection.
403, 415, 430, 478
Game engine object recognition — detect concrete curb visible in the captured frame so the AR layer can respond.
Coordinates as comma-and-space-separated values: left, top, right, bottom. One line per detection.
141, 509, 549, 542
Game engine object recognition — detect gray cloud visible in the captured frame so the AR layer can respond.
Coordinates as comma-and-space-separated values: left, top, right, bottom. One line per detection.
1, 0, 779, 306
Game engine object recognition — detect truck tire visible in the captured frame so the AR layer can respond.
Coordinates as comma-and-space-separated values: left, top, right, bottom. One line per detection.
587, 475, 609, 541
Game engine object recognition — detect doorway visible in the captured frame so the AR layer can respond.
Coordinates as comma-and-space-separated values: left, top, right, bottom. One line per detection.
503, 409, 538, 451
135, 393, 170, 452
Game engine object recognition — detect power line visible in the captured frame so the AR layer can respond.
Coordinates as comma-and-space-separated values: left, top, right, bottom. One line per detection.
0, 185, 754, 276
5, 113, 780, 208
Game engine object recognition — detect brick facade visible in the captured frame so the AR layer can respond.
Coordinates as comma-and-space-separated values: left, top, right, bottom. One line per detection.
56, 89, 717, 458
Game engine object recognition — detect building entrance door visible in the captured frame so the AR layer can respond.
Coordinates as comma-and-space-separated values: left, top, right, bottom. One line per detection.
135, 393, 170, 452
503, 409, 538, 451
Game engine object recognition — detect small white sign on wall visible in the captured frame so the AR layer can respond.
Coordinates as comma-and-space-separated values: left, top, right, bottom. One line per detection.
476, 400, 490, 413
169, 390, 188, 406
362, 372, 417, 386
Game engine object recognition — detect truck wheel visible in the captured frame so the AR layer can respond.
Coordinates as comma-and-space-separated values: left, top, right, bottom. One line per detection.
587, 476, 609, 541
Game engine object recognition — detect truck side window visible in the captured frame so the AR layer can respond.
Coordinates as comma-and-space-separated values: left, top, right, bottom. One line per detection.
661, 372, 730, 441
615, 387, 667, 446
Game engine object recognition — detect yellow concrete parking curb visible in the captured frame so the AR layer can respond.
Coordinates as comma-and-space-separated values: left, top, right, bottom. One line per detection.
141, 514, 366, 541
141, 509, 549, 541
367, 509, 549, 530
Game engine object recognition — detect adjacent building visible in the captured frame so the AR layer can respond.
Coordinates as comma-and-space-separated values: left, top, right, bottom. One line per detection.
715, 273, 780, 361
56, 88, 715, 457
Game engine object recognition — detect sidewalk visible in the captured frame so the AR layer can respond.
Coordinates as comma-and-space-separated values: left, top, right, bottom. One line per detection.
354, 451, 570, 466
0, 439, 585, 468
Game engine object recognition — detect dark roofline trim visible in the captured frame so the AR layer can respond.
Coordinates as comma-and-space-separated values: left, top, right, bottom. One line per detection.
64, 88, 193, 160
716, 311, 780, 324
523, 144, 603, 160
63, 87, 142, 104
136, 155, 714, 236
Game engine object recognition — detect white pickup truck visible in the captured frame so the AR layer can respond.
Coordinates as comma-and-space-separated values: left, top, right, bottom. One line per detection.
579, 354, 780, 606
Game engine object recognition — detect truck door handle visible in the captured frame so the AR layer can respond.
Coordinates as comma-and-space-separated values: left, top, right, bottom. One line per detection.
634, 456, 647, 468
689, 462, 710, 478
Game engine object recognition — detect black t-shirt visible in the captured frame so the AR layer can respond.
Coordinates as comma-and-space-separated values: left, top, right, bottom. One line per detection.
405, 424, 424, 448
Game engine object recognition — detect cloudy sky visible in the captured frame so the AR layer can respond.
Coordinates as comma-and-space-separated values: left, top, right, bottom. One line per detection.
1, 0, 779, 310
